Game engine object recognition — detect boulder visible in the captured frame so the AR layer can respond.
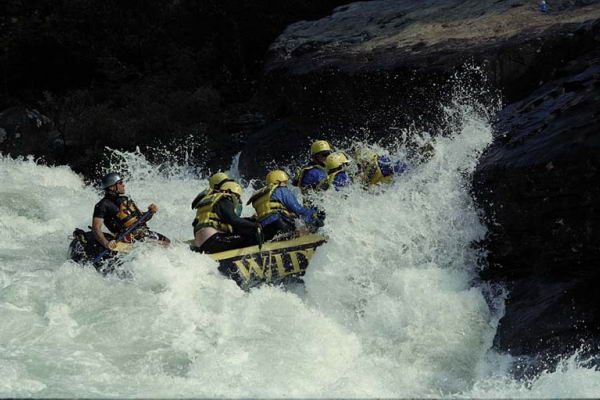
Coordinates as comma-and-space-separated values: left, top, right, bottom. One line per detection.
0, 107, 65, 162
474, 50, 600, 359
239, 0, 600, 179
239, 0, 600, 363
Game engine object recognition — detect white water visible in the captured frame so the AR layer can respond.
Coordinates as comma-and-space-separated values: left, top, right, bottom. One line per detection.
1, 105, 599, 398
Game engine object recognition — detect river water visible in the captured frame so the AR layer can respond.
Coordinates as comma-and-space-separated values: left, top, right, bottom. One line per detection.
1, 100, 599, 398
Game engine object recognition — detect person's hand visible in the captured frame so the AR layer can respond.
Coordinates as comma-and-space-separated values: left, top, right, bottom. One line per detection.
148, 204, 158, 213
106, 240, 117, 250
315, 209, 326, 221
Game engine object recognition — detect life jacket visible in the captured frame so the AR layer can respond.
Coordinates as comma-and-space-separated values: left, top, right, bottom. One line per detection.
193, 192, 239, 233
361, 160, 393, 185
293, 164, 327, 194
191, 188, 212, 209
193, 188, 243, 216
318, 168, 349, 190
248, 185, 295, 223
115, 196, 144, 230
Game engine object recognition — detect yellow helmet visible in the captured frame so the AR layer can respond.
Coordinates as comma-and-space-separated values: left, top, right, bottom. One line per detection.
355, 147, 378, 164
266, 170, 289, 185
209, 172, 232, 189
325, 152, 349, 171
310, 140, 332, 156
220, 181, 242, 198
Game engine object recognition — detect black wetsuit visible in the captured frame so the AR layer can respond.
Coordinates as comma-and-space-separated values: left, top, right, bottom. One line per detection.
262, 216, 296, 242
93, 193, 168, 242
192, 197, 258, 254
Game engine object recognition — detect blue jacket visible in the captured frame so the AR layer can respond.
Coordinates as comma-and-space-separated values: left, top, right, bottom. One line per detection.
301, 167, 327, 189
261, 187, 316, 226
379, 156, 409, 176
331, 171, 352, 191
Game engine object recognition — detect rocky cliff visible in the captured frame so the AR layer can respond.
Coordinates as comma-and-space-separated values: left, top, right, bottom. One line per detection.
238, 0, 600, 365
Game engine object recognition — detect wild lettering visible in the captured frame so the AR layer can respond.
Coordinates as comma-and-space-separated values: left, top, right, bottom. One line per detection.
232, 245, 319, 283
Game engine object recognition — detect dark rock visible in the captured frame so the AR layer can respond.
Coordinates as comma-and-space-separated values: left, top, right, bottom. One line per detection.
265, 0, 600, 101
238, 117, 332, 179
474, 50, 600, 358
239, 0, 600, 180
238, 0, 600, 365
1, 0, 355, 177
0, 107, 65, 162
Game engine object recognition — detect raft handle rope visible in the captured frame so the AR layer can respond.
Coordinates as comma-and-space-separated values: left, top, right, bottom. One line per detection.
91, 211, 153, 263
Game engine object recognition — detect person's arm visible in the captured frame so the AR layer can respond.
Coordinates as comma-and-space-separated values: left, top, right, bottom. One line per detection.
277, 188, 315, 223
217, 199, 259, 234
301, 169, 326, 189
393, 160, 409, 174
92, 201, 117, 250
191, 189, 209, 209
333, 173, 352, 190
379, 156, 408, 176
147, 203, 158, 219
92, 217, 116, 250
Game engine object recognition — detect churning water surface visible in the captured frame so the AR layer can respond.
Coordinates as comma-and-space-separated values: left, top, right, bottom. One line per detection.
1, 100, 600, 398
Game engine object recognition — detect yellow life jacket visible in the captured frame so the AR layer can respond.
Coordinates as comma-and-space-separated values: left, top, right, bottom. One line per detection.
193, 192, 236, 233
361, 161, 393, 186
293, 164, 327, 194
116, 197, 143, 229
191, 188, 212, 209
248, 184, 295, 223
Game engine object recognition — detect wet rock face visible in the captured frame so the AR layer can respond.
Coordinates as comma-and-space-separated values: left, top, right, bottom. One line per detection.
240, 0, 600, 179
238, 0, 600, 362
0, 107, 65, 162
474, 51, 600, 357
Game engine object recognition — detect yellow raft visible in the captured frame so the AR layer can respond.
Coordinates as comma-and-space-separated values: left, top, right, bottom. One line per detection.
208, 234, 327, 290
117, 234, 327, 290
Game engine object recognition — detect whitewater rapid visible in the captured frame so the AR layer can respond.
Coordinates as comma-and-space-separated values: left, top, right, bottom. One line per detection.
1, 105, 600, 398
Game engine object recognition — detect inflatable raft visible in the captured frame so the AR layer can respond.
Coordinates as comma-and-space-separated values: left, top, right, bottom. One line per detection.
207, 234, 326, 290
68, 230, 326, 290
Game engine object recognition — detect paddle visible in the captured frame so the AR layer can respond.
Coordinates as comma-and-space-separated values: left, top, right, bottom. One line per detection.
91, 211, 153, 263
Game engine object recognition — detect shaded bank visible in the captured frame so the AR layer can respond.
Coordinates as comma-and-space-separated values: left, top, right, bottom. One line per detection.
0, 0, 355, 177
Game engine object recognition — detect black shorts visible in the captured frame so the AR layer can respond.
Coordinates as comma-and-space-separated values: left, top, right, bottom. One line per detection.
262, 217, 296, 242
191, 232, 256, 254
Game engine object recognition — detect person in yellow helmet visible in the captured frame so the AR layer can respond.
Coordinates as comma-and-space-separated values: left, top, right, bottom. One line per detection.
354, 146, 409, 187
319, 152, 352, 191
191, 172, 234, 209
191, 181, 260, 254
292, 140, 332, 194
248, 170, 324, 242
